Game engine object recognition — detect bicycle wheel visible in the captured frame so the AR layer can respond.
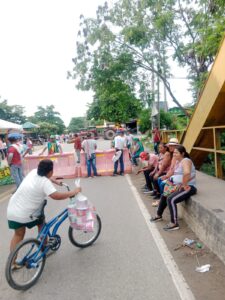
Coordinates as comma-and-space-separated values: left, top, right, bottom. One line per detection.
68, 214, 101, 248
5, 238, 46, 290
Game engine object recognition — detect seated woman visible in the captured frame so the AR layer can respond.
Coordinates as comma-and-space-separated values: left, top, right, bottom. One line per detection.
151, 143, 171, 201
131, 138, 144, 166
150, 145, 197, 231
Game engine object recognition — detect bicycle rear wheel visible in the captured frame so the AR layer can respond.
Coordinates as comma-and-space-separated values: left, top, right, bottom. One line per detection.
5, 238, 46, 290
68, 214, 101, 248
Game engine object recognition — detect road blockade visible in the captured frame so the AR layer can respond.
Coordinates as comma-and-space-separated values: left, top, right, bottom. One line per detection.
80, 148, 132, 177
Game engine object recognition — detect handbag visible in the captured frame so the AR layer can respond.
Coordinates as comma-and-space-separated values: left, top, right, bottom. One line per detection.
163, 180, 180, 197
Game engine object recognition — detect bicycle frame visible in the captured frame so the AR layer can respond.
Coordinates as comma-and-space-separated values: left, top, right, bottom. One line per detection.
22, 208, 69, 266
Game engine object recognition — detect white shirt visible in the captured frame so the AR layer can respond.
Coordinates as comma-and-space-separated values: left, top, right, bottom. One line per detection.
125, 134, 133, 146
7, 169, 56, 223
82, 139, 97, 157
114, 136, 126, 150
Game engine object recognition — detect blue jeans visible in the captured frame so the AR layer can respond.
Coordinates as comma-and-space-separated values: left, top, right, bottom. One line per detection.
114, 150, 124, 174
10, 165, 24, 188
154, 142, 160, 154
132, 153, 139, 166
158, 177, 166, 195
85, 153, 97, 177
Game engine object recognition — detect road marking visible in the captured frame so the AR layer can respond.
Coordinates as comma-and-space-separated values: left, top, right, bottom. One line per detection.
0, 193, 10, 203
126, 175, 195, 300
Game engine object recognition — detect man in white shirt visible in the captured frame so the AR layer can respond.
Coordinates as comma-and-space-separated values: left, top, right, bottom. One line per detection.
112, 130, 126, 176
81, 133, 100, 177
7, 159, 81, 256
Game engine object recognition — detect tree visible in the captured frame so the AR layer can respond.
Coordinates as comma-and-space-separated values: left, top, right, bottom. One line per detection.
0, 98, 26, 124
69, 0, 225, 117
68, 117, 86, 132
30, 105, 65, 134
37, 122, 59, 136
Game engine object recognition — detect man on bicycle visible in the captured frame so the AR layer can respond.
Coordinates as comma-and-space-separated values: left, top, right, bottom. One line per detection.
7, 159, 81, 264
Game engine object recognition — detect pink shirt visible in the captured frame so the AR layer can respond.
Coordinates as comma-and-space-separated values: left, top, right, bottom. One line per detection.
148, 154, 158, 168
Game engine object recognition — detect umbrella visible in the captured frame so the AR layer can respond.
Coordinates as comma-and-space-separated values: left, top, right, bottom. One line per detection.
0, 119, 22, 133
22, 122, 40, 129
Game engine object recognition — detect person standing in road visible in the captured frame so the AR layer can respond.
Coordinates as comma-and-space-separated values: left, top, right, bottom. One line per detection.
112, 130, 126, 176
82, 133, 100, 177
7, 133, 24, 189
68, 133, 82, 163
152, 127, 161, 155
39, 135, 63, 156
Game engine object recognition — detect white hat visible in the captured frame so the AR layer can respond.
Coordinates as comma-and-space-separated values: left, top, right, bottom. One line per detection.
167, 137, 179, 145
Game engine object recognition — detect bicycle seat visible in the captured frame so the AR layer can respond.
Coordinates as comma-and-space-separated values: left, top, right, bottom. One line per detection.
30, 199, 47, 221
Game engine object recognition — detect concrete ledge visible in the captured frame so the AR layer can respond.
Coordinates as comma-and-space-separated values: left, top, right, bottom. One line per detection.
180, 171, 225, 264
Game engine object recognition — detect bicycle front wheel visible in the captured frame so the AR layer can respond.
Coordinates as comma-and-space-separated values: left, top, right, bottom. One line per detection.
68, 214, 102, 248
5, 238, 46, 290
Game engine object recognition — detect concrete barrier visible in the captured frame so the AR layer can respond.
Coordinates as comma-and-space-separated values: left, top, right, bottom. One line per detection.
23, 152, 77, 178
80, 148, 132, 177
180, 171, 225, 265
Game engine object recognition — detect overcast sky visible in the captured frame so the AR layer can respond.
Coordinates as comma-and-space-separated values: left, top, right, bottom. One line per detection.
0, 0, 192, 126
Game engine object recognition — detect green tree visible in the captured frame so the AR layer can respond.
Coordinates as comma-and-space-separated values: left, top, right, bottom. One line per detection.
37, 122, 58, 136
68, 117, 85, 132
70, 0, 225, 116
0, 98, 27, 124
31, 105, 65, 134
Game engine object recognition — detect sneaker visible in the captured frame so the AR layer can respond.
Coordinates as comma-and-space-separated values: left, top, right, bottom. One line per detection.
152, 194, 160, 199
141, 185, 148, 190
163, 224, 180, 231
11, 262, 23, 271
94, 174, 102, 177
143, 190, 152, 194
150, 216, 162, 222
111, 173, 118, 176
149, 191, 157, 196
119, 173, 124, 176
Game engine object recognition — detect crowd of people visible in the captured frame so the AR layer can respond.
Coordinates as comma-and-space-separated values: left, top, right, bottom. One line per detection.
136, 137, 197, 231
3, 128, 197, 249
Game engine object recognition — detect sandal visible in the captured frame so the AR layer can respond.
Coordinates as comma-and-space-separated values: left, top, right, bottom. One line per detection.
150, 216, 162, 222
152, 200, 160, 207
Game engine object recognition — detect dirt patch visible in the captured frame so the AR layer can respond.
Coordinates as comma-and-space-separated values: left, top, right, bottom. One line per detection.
130, 171, 225, 300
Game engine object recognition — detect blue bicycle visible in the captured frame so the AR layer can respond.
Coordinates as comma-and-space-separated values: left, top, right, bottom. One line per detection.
5, 182, 102, 290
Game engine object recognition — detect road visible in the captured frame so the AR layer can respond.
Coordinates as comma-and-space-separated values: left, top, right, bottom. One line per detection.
0, 141, 193, 300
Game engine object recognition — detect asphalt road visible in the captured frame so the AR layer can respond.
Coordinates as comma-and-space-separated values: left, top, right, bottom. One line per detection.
0, 141, 188, 300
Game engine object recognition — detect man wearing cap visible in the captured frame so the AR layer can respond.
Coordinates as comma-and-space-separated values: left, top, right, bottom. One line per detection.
112, 130, 126, 176
39, 135, 63, 156
136, 151, 158, 193
7, 133, 24, 188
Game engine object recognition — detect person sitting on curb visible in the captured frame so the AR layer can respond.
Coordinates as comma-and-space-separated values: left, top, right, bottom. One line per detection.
150, 145, 197, 231
152, 138, 179, 203
136, 151, 158, 194
7, 159, 81, 268
151, 143, 172, 203
131, 138, 144, 166
39, 135, 63, 156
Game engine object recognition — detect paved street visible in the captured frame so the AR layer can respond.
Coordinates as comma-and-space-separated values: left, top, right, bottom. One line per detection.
0, 141, 191, 300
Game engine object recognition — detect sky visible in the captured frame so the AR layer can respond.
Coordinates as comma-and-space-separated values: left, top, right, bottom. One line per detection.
0, 0, 192, 127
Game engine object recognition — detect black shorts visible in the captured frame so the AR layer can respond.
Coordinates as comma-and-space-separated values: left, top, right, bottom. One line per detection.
8, 219, 44, 230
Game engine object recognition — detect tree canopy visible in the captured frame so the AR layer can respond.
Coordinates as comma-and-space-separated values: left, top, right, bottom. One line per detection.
69, 0, 225, 119
29, 105, 65, 134
0, 98, 26, 124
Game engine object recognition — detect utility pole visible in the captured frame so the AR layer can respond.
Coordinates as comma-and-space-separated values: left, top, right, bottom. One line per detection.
157, 63, 160, 129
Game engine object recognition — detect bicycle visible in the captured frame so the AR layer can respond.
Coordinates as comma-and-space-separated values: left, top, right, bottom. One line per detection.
5, 182, 102, 290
